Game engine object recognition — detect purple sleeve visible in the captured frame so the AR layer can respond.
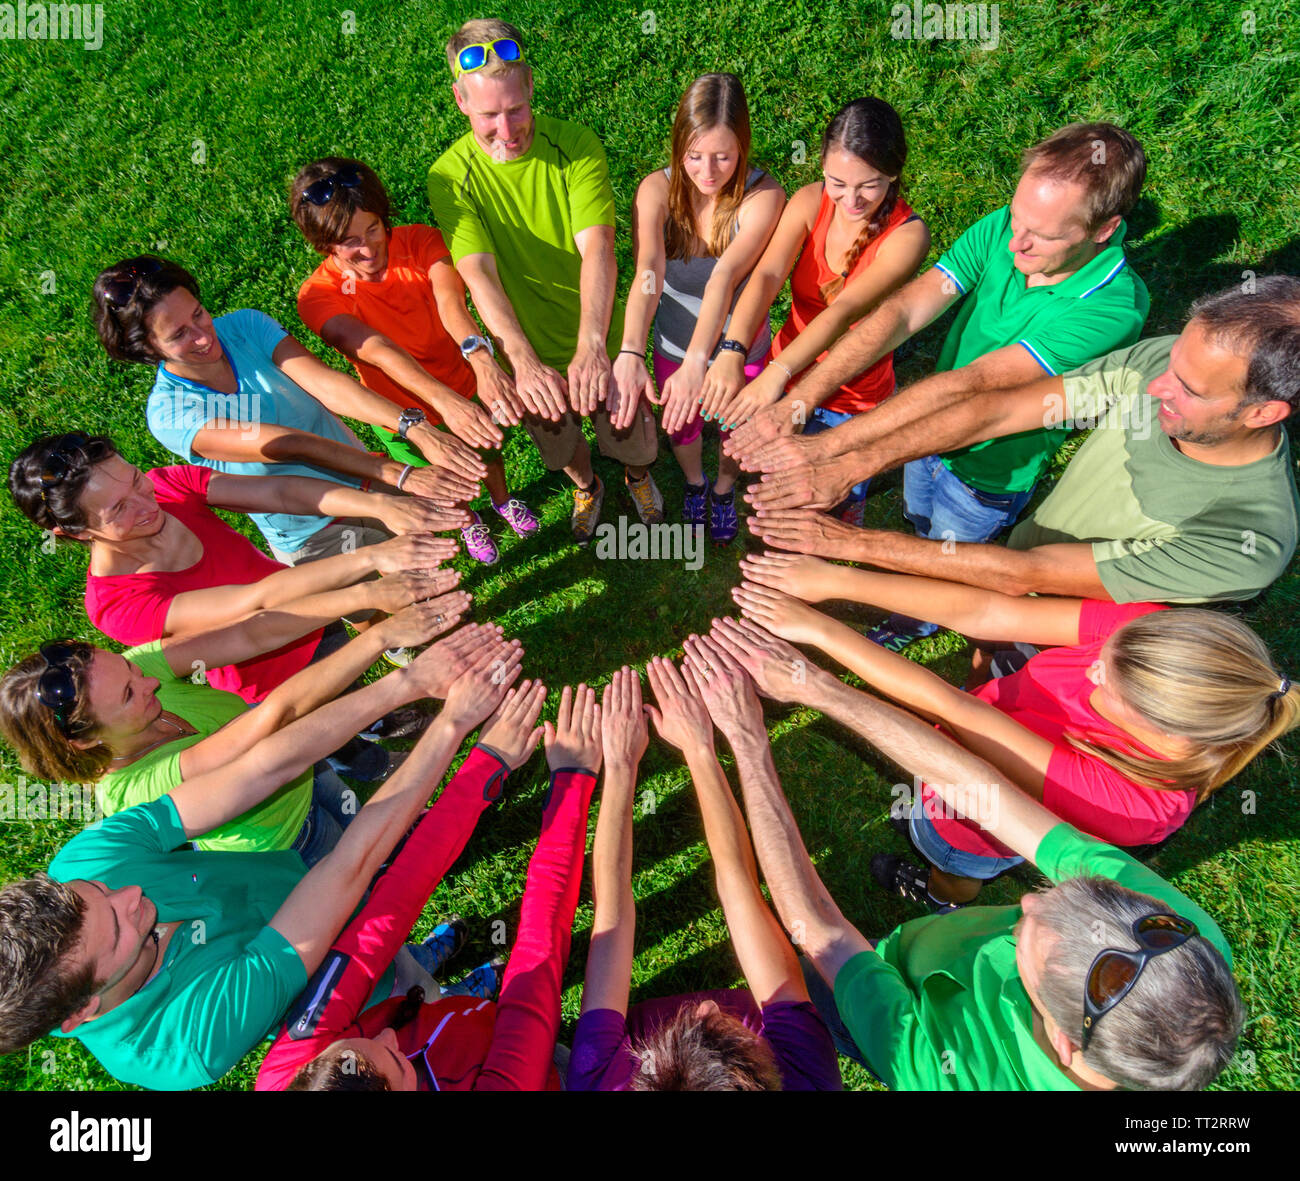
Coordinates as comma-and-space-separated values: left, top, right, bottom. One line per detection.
568, 1008, 639, 1091
759, 1001, 844, 1091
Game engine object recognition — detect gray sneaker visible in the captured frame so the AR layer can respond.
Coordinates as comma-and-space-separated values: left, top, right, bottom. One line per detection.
571, 474, 606, 544
625, 469, 665, 525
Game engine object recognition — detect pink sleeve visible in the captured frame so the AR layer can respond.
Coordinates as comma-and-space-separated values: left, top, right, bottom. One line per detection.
1076, 599, 1166, 646
146, 464, 211, 504
84, 577, 173, 646
1042, 745, 1191, 849
254, 746, 510, 1090
474, 767, 599, 1091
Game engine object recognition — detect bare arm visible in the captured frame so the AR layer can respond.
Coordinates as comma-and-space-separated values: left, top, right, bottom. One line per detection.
567, 224, 617, 417
610, 173, 667, 428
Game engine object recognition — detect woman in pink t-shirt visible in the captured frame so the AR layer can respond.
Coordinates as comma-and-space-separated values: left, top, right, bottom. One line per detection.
733, 552, 1299, 911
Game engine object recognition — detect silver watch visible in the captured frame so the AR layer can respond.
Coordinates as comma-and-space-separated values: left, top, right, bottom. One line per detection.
397, 408, 426, 439
460, 334, 496, 360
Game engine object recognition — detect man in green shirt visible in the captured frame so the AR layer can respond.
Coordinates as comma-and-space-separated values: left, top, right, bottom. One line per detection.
743, 277, 1300, 612
427, 18, 662, 542
731, 123, 1149, 648
695, 618, 1243, 1090
0, 627, 521, 1089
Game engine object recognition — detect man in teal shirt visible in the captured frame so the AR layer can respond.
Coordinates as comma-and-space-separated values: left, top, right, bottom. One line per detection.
0, 627, 519, 1089
693, 619, 1242, 1091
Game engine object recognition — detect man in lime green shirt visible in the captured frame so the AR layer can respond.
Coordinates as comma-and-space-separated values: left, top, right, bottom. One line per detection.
742, 277, 1300, 611
427, 18, 662, 543
0, 627, 521, 1089
697, 620, 1243, 1091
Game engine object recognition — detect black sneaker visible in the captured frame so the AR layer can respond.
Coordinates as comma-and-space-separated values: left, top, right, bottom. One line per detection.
361, 707, 433, 742
870, 853, 964, 915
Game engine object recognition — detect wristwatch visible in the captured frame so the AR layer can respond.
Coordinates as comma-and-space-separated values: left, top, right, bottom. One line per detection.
717, 338, 748, 357
397, 408, 426, 439
460, 334, 496, 359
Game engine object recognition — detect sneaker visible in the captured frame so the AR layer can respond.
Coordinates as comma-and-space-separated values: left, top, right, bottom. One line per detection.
326, 735, 391, 782
625, 469, 665, 525
461, 511, 500, 565
383, 647, 415, 667
870, 853, 963, 915
865, 621, 924, 654
441, 956, 507, 1001
682, 480, 708, 527
571, 475, 605, 544
370, 749, 410, 784
408, 916, 469, 979
493, 496, 540, 538
361, 707, 432, 742
835, 499, 866, 528
708, 487, 738, 544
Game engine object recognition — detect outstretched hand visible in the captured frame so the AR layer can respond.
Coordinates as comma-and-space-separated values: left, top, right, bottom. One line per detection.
681, 632, 765, 742
644, 654, 714, 755
545, 683, 603, 774
601, 666, 650, 772
707, 616, 833, 704
477, 678, 548, 771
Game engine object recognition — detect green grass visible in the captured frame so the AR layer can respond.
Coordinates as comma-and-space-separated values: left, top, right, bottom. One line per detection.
1, 0, 1298, 1091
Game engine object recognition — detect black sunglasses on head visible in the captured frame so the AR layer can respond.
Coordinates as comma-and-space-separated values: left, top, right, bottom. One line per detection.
103, 257, 164, 309
1081, 912, 1198, 1051
36, 641, 83, 735
301, 165, 363, 207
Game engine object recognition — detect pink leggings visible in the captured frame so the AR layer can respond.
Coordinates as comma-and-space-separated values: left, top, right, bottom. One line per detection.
653, 351, 764, 447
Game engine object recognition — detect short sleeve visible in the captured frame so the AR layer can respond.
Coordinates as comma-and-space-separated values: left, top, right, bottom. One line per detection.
567, 1009, 637, 1091
933, 207, 1008, 296
296, 273, 350, 338
759, 1001, 843, 1091
1020, 294, 1147, 378
408, 224, 453, 272
1075, 599, 1166, 645
1093, 522, 1290, 604
227, 307, 290, 357
1041, 746, 1191, 849
1034, 823, 1231, 963
563, 126, 616, 236
427, 159, 495, 262
146, 465, 211, 505
146, 378, 211, 460
1062, 337, 1173, 422
48, 796, 188, 881
86, 578, 174, 646
122, 640, 175, 681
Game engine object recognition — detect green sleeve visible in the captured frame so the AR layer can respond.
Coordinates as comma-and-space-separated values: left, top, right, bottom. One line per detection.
1021, 291, 1148, 378
1061, 336, 1175, 422
1034, 822, 1231, 964
427, 153, 494, 263
123, 639, 175, 681
563, 124, 616, 237
833, 949, 955, 1090
933, 206, 1008, 296
48, 796, 188, 881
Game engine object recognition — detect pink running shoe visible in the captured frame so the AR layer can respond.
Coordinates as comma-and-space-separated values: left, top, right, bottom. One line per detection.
493, 497, 540, 538
461, 512, 500, 565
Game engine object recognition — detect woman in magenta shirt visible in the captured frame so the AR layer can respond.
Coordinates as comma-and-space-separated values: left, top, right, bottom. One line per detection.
733, 551, 1299, 910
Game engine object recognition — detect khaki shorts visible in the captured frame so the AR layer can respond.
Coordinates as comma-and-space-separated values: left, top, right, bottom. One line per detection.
524, 403, 658, 471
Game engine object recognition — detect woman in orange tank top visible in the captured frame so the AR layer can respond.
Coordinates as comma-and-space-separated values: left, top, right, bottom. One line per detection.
699, 98, 930, 521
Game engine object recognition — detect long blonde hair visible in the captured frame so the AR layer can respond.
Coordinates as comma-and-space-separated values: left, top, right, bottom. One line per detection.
1068, 609, 1299, 802
664, 74, 752, 263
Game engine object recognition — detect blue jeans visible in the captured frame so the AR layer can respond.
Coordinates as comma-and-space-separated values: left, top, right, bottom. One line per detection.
885, 454, 1035, 639
909, 792, 1023, 880
289, 762, 357, 867
802, 406, 871, 505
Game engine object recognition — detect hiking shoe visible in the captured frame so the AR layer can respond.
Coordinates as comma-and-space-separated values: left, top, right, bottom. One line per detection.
361, 707, 432, 742
326, 734, 390, 781
865, 621, 924, 654
461, 511, 500, 565
708, 487, 738, 544
571, 475, 605, 544
408, 916, 469, 979
493, 496, 540, 538
383, 647, 415, 667
442, 956, 507, 1001
870, 853, 963, 915
625, 469, 665, 525
682, 480, 708, 527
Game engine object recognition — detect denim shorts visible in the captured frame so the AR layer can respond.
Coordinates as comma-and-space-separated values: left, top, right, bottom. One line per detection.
908, 796, 1023, 881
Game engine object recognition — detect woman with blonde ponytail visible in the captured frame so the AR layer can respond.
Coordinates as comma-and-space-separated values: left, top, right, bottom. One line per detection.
699, 97, 930, 525
731, 551, 1300, 910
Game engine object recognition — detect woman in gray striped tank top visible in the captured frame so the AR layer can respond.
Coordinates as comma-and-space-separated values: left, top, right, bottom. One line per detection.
613, 74, 785, 542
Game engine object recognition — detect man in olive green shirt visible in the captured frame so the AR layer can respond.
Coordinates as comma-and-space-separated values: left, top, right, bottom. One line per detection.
742, 277, 1300, 608
695, 619, 1242, 1091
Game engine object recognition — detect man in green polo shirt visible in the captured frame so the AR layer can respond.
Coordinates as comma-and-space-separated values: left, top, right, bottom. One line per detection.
0, 627, 520, 1089
742, 277, 1300, 613
427, 18, 662, 542
699, 619, 1243, 1091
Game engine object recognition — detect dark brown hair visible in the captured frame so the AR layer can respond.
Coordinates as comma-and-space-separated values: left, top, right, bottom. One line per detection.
289, 1042, 392, 1091
92, 256, 201, 364
0, 873, 98, 1056
8, 433, 119, 534
1020, 122, 1146, 233
289, 157, 393, 256
629, 1001, 783, 1090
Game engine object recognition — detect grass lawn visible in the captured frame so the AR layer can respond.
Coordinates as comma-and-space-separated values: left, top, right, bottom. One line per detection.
0, 0, 1297, 1091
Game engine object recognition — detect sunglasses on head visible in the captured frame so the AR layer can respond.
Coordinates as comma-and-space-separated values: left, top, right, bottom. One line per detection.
37, 432, 114, 508
1081, 912, 1198, 1051
453, 38, 523, 79
103, 258, 164, 309
301, 165, 363, 207
36, 641, 84, 736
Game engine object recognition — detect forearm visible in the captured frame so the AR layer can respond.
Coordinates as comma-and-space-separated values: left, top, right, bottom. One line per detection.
682, 267, 743, 363
465, 277, 538, 369
724, 262, 784, 349
227, 583, 379, 656
254, 426, 394, 487
359, 338, 465, 417
788, 295, 914, 411
576, 243, 616, 354
819, 564, 1024, 636
773, 302, 858, 379
682, 742, 763, 897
